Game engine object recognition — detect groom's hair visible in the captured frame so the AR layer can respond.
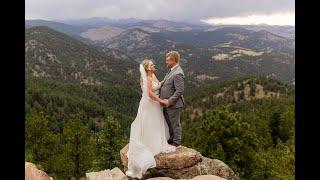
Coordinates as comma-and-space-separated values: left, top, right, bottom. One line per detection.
166, 51, 180, 63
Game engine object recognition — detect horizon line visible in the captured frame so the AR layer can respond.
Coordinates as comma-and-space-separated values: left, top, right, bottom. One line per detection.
25, 17, 295, 27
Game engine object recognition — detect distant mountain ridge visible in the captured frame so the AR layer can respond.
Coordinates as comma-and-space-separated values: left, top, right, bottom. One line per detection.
155, 27, 294, 52
25, 19, 93, 35
25, 26, 139, 86
26, 19, 294, 38
206, 24, 295, 39
97, 26, 294, 87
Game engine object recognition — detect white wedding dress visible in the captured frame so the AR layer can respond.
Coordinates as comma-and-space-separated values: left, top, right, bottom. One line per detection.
125, 64, 176, 179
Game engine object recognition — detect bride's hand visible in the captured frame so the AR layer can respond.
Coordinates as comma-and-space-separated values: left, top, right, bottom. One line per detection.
160, 99, 170, 107
159, 99, 165, 104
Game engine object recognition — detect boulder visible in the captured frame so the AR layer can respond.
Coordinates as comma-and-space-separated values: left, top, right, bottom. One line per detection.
120, 144, 238, 180
147, 175, 226, 180
147, 178, 174, 180
25, 161, 53, 180
154, 146, 202, 169
86, 167, 128, 180
190, 175, 227, 180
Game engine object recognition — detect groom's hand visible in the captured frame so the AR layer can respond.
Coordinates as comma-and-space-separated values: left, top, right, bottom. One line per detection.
163, 99, 170, 107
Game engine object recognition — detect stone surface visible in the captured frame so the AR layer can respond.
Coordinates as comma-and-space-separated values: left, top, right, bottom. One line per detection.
194, 157, 237, 180
147, 175, 226, 180
147, 177, 174, 180
25, 161, 53, 180
86, 167, 128, 180
119, 144, 238, 180
190, 175, 227, 180
154, 146, 202, 169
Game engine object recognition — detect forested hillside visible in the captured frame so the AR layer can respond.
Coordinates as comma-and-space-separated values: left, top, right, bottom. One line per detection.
182, 76, 295, 179
26, 75, 294, 179
25, 26, 139, 87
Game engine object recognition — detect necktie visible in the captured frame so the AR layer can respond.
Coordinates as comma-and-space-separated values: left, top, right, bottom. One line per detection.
163, 69, 171, 83
165, 69, 171, 78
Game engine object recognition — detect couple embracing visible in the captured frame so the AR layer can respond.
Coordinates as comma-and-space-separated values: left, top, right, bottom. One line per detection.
125, 51, 185, 179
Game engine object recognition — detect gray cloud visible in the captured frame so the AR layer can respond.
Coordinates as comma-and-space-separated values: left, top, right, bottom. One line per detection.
26, 0, 294, 22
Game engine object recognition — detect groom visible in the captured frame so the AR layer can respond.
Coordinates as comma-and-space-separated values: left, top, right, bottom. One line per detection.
160, 50, 185, 148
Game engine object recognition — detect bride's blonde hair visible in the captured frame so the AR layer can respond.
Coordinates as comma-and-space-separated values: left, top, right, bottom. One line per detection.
140, 59, 154, 85
141, 59, 153, 72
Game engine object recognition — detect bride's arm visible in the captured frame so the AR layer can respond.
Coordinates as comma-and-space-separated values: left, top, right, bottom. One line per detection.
147, 76, 164, 103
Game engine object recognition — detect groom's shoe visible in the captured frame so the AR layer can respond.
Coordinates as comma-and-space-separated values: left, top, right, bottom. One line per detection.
171, 142, 181, 148
167, 139, 173, 144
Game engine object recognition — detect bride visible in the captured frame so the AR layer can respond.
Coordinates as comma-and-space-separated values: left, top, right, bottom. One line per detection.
125, 59, 177, 179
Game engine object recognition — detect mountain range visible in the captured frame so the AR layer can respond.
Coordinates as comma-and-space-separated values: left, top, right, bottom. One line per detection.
26, 19, 294, 39
98, 27, 295, 87
25, 18, 295, 88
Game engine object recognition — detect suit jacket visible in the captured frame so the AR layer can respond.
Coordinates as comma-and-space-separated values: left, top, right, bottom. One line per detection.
159, 64, 185, 108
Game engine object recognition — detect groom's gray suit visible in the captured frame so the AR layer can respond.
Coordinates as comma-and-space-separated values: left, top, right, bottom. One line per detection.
159, 63, 185, 145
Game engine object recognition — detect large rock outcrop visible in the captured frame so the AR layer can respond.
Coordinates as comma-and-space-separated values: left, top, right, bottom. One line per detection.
120, 144, 238, 180
86, 170, 226, 180
25, 161, 53, 180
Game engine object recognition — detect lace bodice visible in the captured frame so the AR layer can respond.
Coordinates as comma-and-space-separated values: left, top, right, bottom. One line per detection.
152, 78, 161, 95
140, 74, 161, 97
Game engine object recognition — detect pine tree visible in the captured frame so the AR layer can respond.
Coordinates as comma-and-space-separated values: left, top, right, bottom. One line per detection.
279, 107, 295, 142
25, 108, 58, 162
62, 113, 95, 179
94, 116, 125, 170
269, 111, 281, 145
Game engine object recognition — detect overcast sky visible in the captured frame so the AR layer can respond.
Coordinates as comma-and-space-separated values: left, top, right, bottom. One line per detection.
26, 0, 295, 25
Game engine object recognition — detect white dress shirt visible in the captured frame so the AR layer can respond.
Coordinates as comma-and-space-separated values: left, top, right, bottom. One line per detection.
170, 63, 179, 71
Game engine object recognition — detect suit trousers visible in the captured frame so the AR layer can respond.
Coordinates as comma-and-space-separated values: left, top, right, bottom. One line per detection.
163, 107, 183, 145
